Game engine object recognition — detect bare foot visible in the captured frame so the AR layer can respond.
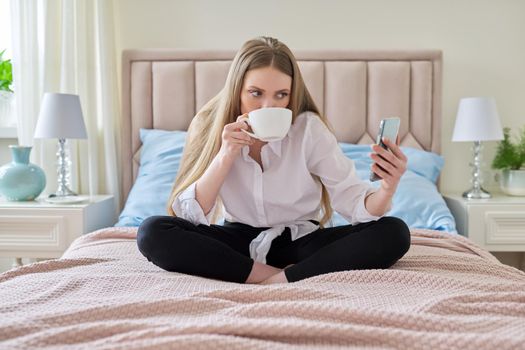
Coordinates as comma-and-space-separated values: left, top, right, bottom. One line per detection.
259, 271, 288, 284
245, 261, 283, 284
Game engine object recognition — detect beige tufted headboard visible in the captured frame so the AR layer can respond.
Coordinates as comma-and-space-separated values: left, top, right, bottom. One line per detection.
121, 49, 442, 206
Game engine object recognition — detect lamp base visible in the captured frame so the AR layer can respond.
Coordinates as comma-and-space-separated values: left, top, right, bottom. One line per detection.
462, 186, 492, 199
50, 138, 78, 198
48, 187, 78, 198
462, 140, 492, 199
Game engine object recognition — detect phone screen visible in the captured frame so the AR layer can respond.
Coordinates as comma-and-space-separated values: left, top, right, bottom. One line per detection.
370, 118, 400, 182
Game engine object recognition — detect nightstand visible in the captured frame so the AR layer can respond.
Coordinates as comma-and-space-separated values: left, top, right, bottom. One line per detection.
443, 193, 525, 252
0, 195, 115, 267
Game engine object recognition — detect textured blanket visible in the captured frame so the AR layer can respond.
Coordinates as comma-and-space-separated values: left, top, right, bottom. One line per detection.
1, 227, 524, 349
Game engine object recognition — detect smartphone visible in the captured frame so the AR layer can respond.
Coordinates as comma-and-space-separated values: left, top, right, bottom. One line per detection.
369, 117, 401, 182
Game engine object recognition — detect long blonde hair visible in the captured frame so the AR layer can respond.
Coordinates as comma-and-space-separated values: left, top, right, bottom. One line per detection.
166, 36, 334, 226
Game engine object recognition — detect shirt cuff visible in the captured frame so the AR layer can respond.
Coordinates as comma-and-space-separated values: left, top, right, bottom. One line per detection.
171, 182, 216, 226
350, 186, 383, 225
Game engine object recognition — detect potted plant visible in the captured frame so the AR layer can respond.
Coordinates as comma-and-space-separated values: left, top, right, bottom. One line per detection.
492, 126, 525, 196
0, 49, 15, 127
0, 49, 13, 93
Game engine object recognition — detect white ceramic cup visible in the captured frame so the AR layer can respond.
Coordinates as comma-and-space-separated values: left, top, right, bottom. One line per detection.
241, 107, 292, 142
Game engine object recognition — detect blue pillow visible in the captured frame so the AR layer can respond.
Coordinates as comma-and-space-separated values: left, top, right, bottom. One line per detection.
115, 129, 187, 227
116, 129, 457, 234
332, 143, 457, 233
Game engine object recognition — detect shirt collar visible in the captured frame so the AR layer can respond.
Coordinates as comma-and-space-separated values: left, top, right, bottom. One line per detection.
241, 145, 250, 161
240, 118, 297, 160
241, 137, 283, 159
266, 139, 282, 158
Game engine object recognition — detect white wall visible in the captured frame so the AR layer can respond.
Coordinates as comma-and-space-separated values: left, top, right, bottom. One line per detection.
114, 0, 525, 193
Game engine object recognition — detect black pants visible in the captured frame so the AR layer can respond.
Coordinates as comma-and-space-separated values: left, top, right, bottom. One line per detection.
137, 216, 410, 283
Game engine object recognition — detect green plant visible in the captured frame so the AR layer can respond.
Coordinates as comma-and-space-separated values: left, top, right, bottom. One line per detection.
492, 127, 525, 170
0, 49, 13, 92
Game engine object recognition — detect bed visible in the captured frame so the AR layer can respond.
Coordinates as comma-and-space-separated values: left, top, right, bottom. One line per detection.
1, 49, 524, 349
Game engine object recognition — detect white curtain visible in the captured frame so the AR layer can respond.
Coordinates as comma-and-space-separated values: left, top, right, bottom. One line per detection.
10, 0, 121, 217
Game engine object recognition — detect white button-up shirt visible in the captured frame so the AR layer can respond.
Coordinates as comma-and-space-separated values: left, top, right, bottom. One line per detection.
172, 112, 382, 263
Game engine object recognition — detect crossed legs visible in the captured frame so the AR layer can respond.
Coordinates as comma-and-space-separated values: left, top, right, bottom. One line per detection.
137, 216, 410, 284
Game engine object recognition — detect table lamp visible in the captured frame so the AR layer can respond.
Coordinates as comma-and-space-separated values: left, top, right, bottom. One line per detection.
452, 97, 503, 199
34, 93, 87, 198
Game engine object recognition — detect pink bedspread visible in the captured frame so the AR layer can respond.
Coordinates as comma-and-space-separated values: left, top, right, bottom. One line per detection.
1, 227, 524, 349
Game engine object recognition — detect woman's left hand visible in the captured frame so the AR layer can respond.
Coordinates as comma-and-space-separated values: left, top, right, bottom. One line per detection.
370, 136, 407, 195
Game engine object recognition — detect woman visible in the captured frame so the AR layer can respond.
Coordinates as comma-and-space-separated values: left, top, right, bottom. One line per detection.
137, 36, 410, 284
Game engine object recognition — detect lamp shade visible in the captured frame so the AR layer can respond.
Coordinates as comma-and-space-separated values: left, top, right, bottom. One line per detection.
34, 93, 87, 139
452, 97, 503, 142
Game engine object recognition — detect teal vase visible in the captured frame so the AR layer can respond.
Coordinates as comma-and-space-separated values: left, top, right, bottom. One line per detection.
0, 145, 46, 201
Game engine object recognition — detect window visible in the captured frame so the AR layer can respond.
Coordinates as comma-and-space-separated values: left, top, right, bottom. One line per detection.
0, 0, 11, 59
0, 0, 16, 133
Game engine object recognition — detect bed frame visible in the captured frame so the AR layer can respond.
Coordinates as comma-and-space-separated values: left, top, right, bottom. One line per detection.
120, 49, 442, 207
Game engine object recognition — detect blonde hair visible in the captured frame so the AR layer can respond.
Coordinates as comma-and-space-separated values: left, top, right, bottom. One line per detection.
166, 36, 334, 226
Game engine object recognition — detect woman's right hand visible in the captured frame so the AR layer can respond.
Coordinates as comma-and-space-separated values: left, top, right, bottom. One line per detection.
218, 114, 255, 161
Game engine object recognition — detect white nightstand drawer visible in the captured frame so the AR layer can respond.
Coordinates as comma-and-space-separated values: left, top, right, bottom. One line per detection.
0, 214, 69, 252
484, 210, 525, 245
0, 195, 115, 260
0, 208, 85, 258
444, 193, 525, 251
469, 206, 525, 250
